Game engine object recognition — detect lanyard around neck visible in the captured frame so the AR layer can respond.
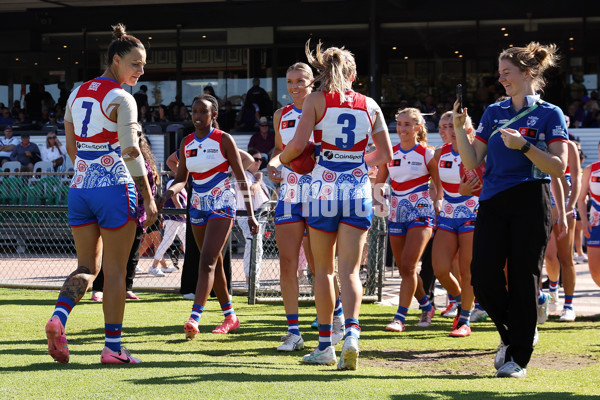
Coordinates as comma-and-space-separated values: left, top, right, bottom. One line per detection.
489, 100, 542, 139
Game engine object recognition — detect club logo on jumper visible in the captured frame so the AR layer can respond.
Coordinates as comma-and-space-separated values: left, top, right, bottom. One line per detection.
527, 116, 539, 127
440, 160, 453, 168
389, 159, 401, 167
519, 127, 538, 138
100, 155, 114, 167
344, 94, 355, 103
77, 142, 109, 151
186, 149, 198, 157
89, 82, 101, 91
282, 120, 296, 129
323, 171, 337, 183
592, 176, 600, 183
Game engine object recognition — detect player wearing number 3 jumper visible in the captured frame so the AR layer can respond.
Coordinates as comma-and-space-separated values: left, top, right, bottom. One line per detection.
45, 23, 158, 365
280, 39, 392, 370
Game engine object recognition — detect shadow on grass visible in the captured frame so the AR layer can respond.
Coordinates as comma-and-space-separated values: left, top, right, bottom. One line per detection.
389, 392, 599, 399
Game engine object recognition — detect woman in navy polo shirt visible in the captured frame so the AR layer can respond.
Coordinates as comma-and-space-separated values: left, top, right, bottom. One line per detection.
453, 42, 568, 378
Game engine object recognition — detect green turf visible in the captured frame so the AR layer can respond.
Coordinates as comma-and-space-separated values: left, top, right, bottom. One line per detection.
1, 288, 599, 399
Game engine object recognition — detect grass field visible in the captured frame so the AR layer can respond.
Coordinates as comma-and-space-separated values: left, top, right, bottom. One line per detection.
1, 288, 599, 399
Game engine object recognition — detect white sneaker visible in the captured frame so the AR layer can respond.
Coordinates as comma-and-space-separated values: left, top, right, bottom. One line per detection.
182, 293, 195, 300
385, 319, 406, 332
332, 315, 345, 345
161, 267, 177, 273
337, 336, 359, 370
536, 292, 550, 324
302, 346, 336, 365
559, 307, 576, 322
470, 308, 488, 322
277, 333, 304, 352
496, 360, 527, 378
440, 302, 458, 318
494, 342, 508, 370
134, 266, 143, 273
148, 266, 165, 277
574, 254, 588, 264
417, 308, 435, 327
532, 327, 539, 347
549, 291, 559, 313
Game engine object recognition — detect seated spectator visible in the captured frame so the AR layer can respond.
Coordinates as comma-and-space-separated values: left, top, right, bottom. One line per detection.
45, 112, 64, 129
179, 105, 191, 122
41, 132, 67, 171
204, 86, 220, 106
10, 133, 41, 171
15, 110, 30, 125
0, 125, 19, 166
139, 104, 152, 123
238, 95, 260, 131
0, 108, 14, 126
248, 117, 275, 160
152, 104, 169, 123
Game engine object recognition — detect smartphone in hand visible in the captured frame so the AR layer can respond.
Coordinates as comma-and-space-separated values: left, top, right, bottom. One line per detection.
456, 84, 463, 113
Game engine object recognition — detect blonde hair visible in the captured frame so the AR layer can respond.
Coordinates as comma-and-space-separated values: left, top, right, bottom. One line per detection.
305, 39, 356, 102
440, 110, 474, 142
396, 107, 428, 145
46, 132, 63, 149
287, 62, 314, 81
499, 42, 559, 93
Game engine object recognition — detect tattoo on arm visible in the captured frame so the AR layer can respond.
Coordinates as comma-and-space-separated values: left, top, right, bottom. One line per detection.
132, 175, 151, 199
58, 265, 96, 303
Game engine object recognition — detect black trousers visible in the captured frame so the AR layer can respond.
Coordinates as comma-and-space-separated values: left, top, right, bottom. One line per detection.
92, 225, 143, 292
471, 181, 552, 368
419, 236, 436, 303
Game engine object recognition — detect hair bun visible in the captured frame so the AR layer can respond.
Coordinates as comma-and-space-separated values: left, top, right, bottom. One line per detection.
111, 23, 127, 40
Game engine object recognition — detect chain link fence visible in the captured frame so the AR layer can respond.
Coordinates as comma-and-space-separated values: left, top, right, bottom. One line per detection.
0, 170, 387, 303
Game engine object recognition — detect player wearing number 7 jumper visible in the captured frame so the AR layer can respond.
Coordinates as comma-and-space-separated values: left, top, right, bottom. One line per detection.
45, 23, 158, 364
279, 39, 393, 370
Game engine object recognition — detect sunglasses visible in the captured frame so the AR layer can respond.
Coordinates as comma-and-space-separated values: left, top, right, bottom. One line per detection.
259, 124, 268, 127
48, 136, 57, 139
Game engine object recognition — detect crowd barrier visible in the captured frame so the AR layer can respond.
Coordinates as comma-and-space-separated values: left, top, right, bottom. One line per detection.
0, 171, 387, 304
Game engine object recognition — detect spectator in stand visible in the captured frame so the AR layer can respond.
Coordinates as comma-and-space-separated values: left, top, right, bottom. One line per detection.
566, 100, 585, 128
0, 125, 19, 166
217, 100, 236, 133
40, 132, 67, 171
138, 104, 152, 123
133, 84, 149, 111
246, 77, 272, 117
0, 108, 14, 126
248, 117, 275, 161
24, 83, 43, 122
169, 102, 182, 122
179, 105, 191, 122
40, 85, 55, 109
204, 86, 220, 105
45, 112, 63, 129
152, 104, 169, 123
238, 95, 260, 131
15, 110, 30, 126
10, 133, 41, 171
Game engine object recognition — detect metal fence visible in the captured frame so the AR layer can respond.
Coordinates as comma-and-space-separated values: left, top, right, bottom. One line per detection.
0, 171, 387, 304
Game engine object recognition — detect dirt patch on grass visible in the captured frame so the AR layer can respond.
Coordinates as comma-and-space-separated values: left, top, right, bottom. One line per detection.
362, 349, 598, 375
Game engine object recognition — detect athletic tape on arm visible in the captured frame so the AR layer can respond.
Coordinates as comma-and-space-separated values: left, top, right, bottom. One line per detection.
116, 94, 147, 177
